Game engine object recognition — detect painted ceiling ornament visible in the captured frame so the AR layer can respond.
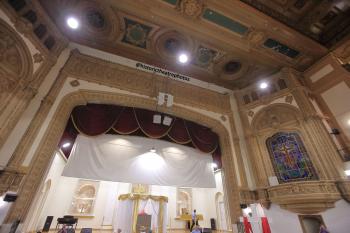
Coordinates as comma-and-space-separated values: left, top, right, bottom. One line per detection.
179, 0, 204, 19
285, 95, 293, 104
126, 24, 147, 46
33, 53, 43, 63
86, 9, 105, 29
247, 30, 266, 46
193, 46, 217, 68
122, 18, 152, 49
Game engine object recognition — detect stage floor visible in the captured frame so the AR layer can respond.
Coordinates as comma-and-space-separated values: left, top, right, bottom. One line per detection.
46, 229, 232, 233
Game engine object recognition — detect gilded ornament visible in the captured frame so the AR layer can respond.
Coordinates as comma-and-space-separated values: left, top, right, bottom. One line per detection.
247, 110, 254, 117
33, 53, 43, 63
69, 80, 80, 87
179, 0, 204, 19
247, 30, 265, 45
285, 95, 293, 104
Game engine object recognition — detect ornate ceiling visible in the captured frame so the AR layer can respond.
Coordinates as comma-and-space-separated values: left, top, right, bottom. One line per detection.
35, 0, 337, 89
240, 0, 350, 48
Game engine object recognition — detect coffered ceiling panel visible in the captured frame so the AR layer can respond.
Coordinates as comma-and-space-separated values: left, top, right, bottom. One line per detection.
240, 0, 350, 48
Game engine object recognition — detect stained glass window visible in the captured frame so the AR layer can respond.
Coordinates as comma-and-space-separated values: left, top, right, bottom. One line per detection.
266, 132, 318, 183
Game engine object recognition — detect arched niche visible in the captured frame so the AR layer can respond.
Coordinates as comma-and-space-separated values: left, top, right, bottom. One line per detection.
251, 104, 302, 133
249, 103, 323, 183
177, 188, 192, 216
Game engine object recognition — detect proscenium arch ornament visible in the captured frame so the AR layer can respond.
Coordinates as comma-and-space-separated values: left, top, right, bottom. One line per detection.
6, 90, 241, 224
0, 18, 33, 104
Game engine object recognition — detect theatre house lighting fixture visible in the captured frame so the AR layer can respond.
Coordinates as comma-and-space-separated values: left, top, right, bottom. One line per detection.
178, 53, 189, 64
62, 142, 71, 148
66, 17, 79, 29
345, 170, 350, 176
259, 82, 268, 89
150, 147, 156, 153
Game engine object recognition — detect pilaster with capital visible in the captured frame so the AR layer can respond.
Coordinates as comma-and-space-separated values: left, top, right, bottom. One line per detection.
237, 106, 269, 188
283, 68, 345, 180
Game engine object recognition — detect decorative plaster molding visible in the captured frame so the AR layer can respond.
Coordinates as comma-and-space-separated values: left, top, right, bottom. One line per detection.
336, 180, 350, 203
268, 181, 341, 214
65, 51, 231, 113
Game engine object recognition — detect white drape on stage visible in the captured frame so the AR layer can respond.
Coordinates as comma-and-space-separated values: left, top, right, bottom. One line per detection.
62, 134, 216, 188
114, 199, 133, 233
113, 195, 167, 233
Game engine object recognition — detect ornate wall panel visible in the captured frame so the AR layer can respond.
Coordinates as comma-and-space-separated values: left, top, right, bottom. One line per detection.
0, 18, 33, 110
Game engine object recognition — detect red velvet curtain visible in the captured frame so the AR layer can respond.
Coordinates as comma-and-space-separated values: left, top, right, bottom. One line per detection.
59, 104, 222, 167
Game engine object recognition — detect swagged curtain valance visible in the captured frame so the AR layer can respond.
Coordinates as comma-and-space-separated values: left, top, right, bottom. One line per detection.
59, 104, 222, 168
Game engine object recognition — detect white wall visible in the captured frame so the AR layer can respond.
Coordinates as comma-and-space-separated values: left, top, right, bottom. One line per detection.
263, 204, 304, 233
322, 200, 350, 233
260, 200, 350, 233
0, 196, 12, 225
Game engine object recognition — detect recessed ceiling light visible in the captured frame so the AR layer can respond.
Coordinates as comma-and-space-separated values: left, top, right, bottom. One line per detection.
259, 82, 268, 89
345, 170, 350, 176
150, 147, 156, 153
67, 17, 79, 29
178, 53, 189, 64
62, 142, 71, 148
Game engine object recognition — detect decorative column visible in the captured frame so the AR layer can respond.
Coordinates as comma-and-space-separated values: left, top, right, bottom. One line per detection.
220, 136, 242, 224
283, 68, 345, 180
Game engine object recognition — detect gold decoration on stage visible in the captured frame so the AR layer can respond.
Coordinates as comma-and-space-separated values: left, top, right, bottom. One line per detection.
118, 193, 168, 233
118, 193, 168, 202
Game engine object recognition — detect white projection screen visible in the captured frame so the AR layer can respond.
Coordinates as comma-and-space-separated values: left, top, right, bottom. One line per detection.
62, 134, 216, 188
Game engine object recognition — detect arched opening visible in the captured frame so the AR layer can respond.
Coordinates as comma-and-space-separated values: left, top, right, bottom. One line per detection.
10, 90, 239, 232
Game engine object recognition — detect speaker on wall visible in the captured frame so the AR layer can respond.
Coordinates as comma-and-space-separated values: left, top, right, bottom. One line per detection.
42, 216, 53, 232
210, 218, 216, 230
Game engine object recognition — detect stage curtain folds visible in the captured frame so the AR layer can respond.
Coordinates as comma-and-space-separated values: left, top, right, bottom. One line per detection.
59, 104, 221, 167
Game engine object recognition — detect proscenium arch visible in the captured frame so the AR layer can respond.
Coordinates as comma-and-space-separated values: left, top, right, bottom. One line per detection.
6, 90, 242, 225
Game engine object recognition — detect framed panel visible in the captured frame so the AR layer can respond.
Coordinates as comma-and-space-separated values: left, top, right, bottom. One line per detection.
69, 179, 100, 217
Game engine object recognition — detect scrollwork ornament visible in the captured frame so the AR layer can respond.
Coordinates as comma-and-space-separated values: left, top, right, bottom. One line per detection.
179, 0, 204, 19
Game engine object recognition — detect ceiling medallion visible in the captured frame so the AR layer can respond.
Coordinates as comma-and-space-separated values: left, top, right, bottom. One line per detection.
193, 46, 217, 68
86, 10, 105, 29
224, 61, 242, 74
164, 38, 181, 56
179, 0, 204, 19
